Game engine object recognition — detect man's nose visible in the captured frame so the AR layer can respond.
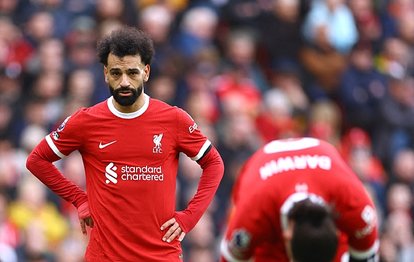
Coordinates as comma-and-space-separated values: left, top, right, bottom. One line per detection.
120, 74, 130, 86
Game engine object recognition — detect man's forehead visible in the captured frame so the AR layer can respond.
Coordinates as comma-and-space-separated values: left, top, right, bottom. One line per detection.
107, 53, 144, 68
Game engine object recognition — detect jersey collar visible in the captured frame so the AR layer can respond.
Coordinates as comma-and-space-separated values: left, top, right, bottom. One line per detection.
107, 94, 150, 119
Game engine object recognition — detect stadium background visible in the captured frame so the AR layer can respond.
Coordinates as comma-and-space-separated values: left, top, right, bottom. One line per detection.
0, 0, 413, 261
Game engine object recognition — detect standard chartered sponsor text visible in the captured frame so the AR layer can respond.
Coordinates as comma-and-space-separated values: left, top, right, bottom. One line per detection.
121, 165, 164, 181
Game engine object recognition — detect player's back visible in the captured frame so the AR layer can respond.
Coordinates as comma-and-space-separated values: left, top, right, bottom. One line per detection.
229, 137, 373, 262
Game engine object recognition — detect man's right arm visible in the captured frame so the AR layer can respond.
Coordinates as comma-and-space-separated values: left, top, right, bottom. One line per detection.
26, 138, 88, 208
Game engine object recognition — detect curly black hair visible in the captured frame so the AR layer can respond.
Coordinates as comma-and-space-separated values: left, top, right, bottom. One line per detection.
96, 26, 155, 66
288, 199, 338, 262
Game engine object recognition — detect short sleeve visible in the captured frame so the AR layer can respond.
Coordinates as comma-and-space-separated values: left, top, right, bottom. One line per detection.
45, 109, 85, 158
176, 108, 211, 161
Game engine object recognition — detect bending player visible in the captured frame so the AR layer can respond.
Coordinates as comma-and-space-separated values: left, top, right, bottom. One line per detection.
220, 137, 379, 262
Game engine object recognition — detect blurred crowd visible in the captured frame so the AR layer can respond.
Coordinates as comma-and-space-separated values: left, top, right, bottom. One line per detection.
0, 0, 414, 261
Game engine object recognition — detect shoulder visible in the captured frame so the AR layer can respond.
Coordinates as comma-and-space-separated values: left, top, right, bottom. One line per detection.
149, 98, 193, 119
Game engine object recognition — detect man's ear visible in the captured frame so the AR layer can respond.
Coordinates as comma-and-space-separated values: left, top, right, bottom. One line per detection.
144, 64, 150, 82
104, 67, 108, 82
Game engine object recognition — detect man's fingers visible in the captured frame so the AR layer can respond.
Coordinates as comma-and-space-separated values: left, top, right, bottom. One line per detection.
160, 218, 175, 230
80, 220, 87, 235
162, 222, 179, 242
80, 217, 94, 235
178, 232, 186, 242
85, 217, 94, 228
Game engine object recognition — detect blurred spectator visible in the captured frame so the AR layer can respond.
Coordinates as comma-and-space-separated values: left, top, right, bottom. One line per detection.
340, 127, 387, 213
0, 139, 22, 194
256, 0, 310, 71
306, 100, 342, 148
379, 0, 414, 40
25, 38, 66, 81
255, 88, 297, 143
0, 242, 17, 262
15, 218, 55, 262
148, 74, 179, 105
268, 59, 309, 129
30, 71, 65, 127
219, 0, 270, 30
348, 0, 382, 50
302, 0, 358, 54
172, 6, 219, 59
300, 0, 357, 100
22, 10, 55, 48
8, 176, 69, 246
389, 148, 414, 185
65, 16, 98, 71
218, 28, 269, 93
66, 69, 96, 107
0, 189, 19, 248
380, 209, 414, 262
372, 75, 414, 166
375, 37, 413, 79
138, 4, 181, 78
0, 17, 33, 78
337, 42, 387, 134
94, 0, 136, 26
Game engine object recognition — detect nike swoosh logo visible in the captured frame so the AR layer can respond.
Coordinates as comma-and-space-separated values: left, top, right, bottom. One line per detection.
99, 141, 117, 149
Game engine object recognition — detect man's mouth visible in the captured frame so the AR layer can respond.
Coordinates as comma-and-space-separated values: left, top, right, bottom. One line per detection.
118, 90, 133, 96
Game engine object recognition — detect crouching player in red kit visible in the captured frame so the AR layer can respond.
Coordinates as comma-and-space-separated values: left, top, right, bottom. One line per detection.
26, 26, 224, 261
220, 137, 379, 262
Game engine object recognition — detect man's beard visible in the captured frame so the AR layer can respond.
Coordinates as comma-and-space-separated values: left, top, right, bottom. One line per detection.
109, 84, 143, 106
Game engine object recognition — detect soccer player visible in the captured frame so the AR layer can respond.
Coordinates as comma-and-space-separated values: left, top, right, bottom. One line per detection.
26, 26, 224, 261
220, 137, 379, 262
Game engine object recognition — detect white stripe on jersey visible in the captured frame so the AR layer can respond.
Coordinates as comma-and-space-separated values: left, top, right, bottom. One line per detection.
191, 140, 211, 161
45, 135, 66, 159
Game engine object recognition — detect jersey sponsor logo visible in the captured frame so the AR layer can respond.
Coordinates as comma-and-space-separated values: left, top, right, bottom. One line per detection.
153, 133, 163, 153
99, 140, 117, 149
105, 162, 118, 184
260, 154, 332, 180
104, 163, 164, 185
355, 205, 376, 239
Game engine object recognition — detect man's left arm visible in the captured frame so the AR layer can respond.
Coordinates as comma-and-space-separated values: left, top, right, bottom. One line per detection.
160, 145, 224, 242
174, 145, 224, 232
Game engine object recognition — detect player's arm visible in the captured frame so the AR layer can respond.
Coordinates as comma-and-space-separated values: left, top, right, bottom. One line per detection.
176, 144, 224, 229
220, 188, 275, 262
162, 109, 224, 242
335, 180, 379, 261
26, 138, 92, 234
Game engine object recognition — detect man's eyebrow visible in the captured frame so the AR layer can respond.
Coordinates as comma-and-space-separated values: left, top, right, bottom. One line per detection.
127, 68, 140, 73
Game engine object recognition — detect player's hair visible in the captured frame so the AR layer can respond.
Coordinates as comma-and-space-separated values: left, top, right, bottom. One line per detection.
96, 26, 154, 66
288, 199, 338, 262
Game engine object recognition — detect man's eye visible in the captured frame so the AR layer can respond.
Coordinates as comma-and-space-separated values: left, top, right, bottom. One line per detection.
111, 72, 121, 77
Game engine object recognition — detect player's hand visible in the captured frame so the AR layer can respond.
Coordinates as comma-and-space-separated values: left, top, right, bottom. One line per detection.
161, 217, 186, 243
77, 201, 94, 235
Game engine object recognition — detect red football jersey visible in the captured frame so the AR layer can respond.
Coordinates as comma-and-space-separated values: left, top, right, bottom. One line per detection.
46, 95, 211, 261
221, 137, 379, 262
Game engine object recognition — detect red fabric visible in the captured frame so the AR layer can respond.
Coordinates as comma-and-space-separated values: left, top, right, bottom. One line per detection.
221, 138, 379, 262
174, 146, 224, 232
25, 139, 88, 208
77, 201, 90, 219
38, 96, 222, 261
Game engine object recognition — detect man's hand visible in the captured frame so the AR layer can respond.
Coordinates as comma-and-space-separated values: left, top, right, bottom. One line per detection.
77, 201, 94, 235
161, 218, 186, 243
